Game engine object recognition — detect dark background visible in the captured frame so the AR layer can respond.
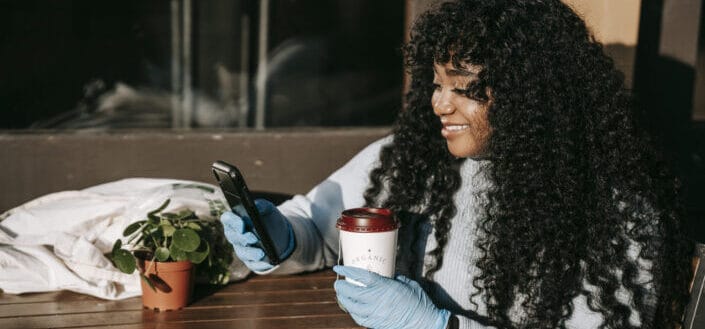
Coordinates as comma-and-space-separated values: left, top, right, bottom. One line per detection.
0, 0, 404, 129
633, 0, 705, 241
0, 0, 172, 128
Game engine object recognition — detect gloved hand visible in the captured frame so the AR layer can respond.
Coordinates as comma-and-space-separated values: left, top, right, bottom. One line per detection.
221, 199, 295, 272
333, 265, 450, 329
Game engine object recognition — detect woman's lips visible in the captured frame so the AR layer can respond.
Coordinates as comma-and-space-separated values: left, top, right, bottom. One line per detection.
441, 124, 470, 137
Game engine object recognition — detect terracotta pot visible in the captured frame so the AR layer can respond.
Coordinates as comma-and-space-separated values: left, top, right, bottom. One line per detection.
139, 259, 194, 311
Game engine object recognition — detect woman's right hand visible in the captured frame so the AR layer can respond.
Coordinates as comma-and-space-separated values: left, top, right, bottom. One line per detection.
220, 199, 295, 272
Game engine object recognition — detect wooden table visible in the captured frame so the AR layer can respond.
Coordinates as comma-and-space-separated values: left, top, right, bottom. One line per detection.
0, 270, 363, 329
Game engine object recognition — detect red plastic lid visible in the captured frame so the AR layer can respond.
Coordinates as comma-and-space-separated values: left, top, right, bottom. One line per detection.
336, 207, 399, 233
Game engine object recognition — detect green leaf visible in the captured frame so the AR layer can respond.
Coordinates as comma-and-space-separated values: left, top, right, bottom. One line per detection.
155, 247, 170, 261
141, 274, 157, 292
161, 212, 178, 219
169, 244, 188, 261
187, 240, 210, 264
123, 221, 145, 237
147, 199, 171, 221
177, 210, 197, 221
151, 199, 171, 214
186, 222, 202, 231
112, 239, 122, 254
147, 213, 159, 223
112, 249, 136, 274
160, 224, 176, 237
172, 228, 200, 252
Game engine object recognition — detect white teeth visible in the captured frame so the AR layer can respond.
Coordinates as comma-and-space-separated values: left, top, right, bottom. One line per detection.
445, 125, 470, 131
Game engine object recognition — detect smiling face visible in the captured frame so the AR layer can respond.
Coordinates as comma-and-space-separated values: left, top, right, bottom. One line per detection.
431, 62, 492, 158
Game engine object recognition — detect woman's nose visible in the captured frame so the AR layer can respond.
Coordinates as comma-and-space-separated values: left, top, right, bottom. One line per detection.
433, 93, 455, 116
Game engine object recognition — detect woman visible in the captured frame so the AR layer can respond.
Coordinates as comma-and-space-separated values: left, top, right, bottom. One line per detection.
222, 0, 693, 328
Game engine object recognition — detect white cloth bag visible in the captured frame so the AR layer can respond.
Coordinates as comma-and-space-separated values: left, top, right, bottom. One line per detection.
0, 178, 250, 300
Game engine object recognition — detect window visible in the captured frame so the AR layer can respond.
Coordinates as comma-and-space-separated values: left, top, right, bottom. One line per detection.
0, 0, 404, 129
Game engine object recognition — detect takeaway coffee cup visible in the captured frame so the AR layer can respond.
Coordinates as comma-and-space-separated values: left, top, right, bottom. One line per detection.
336, 207, 399, 285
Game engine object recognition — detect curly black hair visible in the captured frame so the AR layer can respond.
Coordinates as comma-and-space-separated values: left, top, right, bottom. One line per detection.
363, 0, 693, 328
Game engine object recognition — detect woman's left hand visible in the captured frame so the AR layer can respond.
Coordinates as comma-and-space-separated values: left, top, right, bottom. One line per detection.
333, 265, 450, 329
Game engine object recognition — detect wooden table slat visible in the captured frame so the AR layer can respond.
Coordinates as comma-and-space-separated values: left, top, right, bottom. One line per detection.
68, 314, 361, 329
0, 290, 105, 305
0, 289, 338, 317
217, 276, 334, 293
0, 302, 351, 329
0, 271, 337, 305
0, 270, 362, 329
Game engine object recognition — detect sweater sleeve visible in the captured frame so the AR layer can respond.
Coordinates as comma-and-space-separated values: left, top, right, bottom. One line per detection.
267, 136, 392, 274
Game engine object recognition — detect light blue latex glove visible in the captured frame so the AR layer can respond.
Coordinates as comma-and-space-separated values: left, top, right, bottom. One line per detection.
333, 265, 450, 329
220, 199, 295, 272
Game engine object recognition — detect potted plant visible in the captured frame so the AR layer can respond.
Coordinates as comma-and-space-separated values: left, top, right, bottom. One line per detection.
110, 198, 234, 311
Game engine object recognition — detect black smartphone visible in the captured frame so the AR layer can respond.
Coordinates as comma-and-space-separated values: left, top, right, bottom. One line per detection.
211, 160, 282, 265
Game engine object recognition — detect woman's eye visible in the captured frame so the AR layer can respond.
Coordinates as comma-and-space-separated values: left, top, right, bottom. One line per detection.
432, 83, 442, 91
452, 88, 471, 96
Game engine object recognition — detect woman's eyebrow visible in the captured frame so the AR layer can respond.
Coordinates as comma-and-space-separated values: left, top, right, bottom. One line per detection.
445, 68, 475, 77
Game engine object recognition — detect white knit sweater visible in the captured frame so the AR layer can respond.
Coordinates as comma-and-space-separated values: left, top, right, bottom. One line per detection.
274, 136, 648, 328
